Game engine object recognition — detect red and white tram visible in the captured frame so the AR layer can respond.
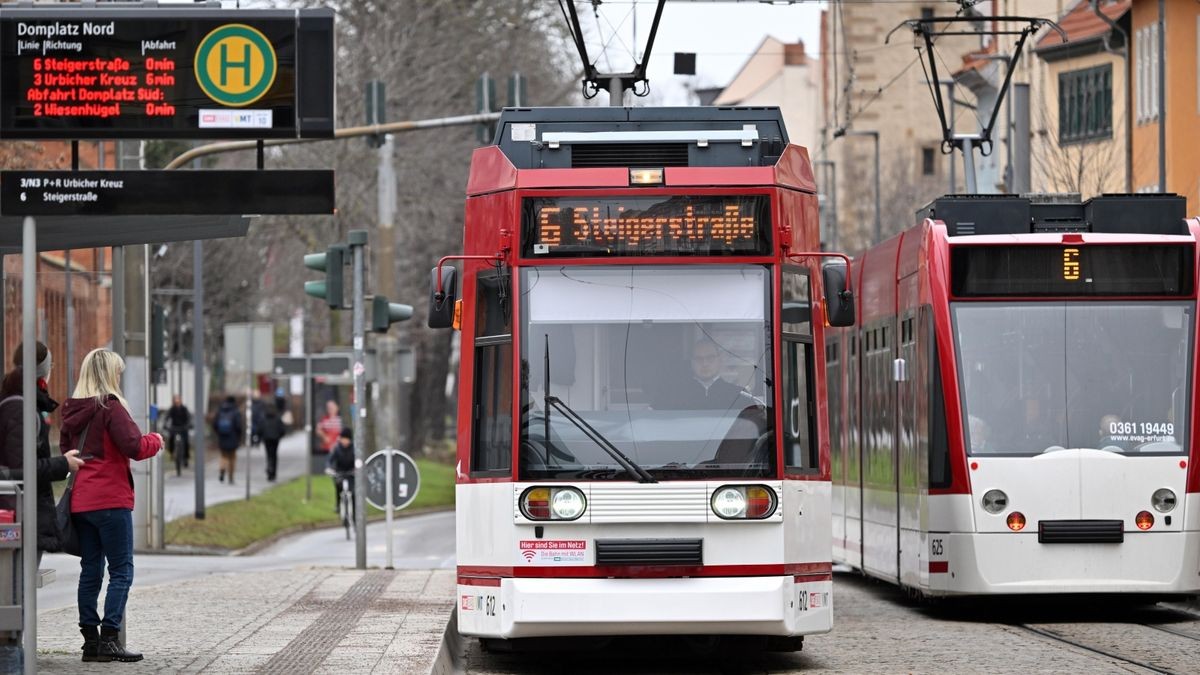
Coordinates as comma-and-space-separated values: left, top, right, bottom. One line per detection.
429, 107, 854, 646
830, 193, 1200, 596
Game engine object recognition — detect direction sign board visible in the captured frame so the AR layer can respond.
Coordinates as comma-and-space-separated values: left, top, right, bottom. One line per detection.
224, 322, 273, 375
364, 449, 420, 511
271, 354, 351, 377
0, 170, 335, 216
0, 6, 335, 139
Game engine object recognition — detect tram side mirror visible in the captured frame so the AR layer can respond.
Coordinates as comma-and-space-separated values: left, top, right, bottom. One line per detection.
428, 266, 458, 329
822, 261, 856, 327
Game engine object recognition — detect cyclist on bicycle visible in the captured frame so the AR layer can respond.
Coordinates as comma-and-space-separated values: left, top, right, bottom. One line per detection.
165, 395, 191, 468
326, 428, 355, 515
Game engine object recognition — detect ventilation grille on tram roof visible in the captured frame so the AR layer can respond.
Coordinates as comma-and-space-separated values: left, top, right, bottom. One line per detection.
1038, 519, 1124, 544
594, 538, 703, 566
918, 194, 1188, 236
569, 142, 691, 168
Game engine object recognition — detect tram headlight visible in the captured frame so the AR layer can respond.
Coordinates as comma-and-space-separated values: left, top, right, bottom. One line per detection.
711, 485, 777, 520
1151, 488, 1177, 513
519, 486, 586, 521
981, 489, 1008, 514
551, 488, 587, 520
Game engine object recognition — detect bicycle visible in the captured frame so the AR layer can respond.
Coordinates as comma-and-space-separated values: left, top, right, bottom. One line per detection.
326, 468, 355, 540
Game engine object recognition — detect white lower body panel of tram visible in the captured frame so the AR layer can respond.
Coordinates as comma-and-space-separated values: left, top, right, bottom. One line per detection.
833, 452, 1200, 595
456, 481, 833, 638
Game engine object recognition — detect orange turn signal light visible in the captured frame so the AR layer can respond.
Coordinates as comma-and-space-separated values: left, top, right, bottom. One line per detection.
1135, 510, 1154, 530
1006, 512, 1026, 531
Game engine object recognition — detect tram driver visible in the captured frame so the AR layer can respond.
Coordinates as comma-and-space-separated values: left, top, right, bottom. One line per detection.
655, 338, 749, 412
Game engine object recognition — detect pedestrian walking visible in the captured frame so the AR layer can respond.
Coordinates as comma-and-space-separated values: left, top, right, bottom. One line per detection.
60, 348, 162, 663
0, 362, 84, 555
260, 404, 286, 482
250, 390, 266, 447
212, 395, 243, 484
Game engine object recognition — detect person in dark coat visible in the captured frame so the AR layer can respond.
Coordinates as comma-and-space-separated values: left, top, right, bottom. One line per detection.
249, 391, 266, 447
655, 339, 750, 411
259, 404, 287, 481
326, 428, 355, 513
165, 394, 191, 467
212, 396, 243, 484
0, 365, 83, 553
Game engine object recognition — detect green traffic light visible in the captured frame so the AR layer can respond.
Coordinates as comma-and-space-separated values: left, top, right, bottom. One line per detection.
371, 295, 414, 332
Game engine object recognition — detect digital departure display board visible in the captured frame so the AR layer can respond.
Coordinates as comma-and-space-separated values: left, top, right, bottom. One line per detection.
951, 245, 1195, 297
522, 195, 771, 257
0, 7, 334, 139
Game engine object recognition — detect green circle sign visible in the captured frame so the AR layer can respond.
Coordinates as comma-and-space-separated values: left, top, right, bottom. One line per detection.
194, 24, 278, 107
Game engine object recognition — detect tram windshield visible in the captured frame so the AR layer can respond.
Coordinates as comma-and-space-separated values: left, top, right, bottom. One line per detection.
954, 302, 1193, 456
519, 265, 775, 480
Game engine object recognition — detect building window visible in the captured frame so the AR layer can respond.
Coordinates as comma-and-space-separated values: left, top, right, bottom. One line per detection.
1059, 64, 1112, 143
1137, 24, 1161, 123
921, 147, 936, 176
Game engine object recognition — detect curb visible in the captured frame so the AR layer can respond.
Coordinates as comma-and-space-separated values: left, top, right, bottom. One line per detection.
430, 610, 465, 675
233, 505, 455, 556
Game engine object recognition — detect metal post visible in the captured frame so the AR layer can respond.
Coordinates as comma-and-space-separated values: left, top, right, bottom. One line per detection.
245, 329, 252, 500
961, 136, 979, 194
304, 354, 312, 502
377, 134, 396, 298
20, 217, 36, 675
65, 248, 74, 394
1012, 83, 1031, 194
349, 230, 368, 569
112, 247, 125, 355
608, 77, 623, 107
193, 241, 205, 519
385, 449, 394, 569
1157, 0, 1166, 192
947, 83, 956, 192
871, 133, 880, 245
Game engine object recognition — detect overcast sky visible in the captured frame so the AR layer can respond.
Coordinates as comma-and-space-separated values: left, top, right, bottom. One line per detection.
572, 1, 825, 105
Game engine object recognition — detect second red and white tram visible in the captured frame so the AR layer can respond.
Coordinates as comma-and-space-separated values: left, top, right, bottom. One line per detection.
830, 193, 1200, 596
430, 107, 854, 646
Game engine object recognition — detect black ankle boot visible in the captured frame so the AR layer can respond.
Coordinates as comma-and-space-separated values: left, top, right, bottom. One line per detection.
219, 469, 225, 482
98, 627, 143, 662
80, 625, 99, 662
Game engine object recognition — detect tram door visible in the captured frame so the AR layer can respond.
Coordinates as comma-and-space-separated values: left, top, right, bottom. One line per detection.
896, 274, 921, 587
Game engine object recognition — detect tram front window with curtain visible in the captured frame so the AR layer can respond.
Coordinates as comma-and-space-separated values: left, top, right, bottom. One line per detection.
519, 265, 775, 480
955, 302, 1194, 456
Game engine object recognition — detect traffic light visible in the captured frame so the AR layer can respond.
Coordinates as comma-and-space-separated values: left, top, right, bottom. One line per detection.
304, 244, 346, 308
371, 295, 413, 333
150, 302, 166, 384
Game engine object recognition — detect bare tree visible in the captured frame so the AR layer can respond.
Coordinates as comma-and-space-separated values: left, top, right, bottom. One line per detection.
1031, 102, 1126, 198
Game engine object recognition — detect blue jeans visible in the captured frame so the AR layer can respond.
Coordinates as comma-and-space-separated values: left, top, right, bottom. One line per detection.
74, 508, 134, 630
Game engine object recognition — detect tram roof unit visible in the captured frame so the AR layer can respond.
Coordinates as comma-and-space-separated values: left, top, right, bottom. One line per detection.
918, 193, 1188, 237
491, 106, 789, 170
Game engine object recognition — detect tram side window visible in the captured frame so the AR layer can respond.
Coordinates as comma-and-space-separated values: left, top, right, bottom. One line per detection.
472, 342, 512, 474
472, 271, 513, 475
782, 269, 817, 472
923, 307, 951, 488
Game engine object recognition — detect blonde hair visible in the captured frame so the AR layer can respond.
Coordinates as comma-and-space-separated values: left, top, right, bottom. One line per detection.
72, 348, 128, 408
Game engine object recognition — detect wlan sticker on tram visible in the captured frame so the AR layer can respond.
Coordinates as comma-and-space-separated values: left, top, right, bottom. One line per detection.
519, 540, 587, 564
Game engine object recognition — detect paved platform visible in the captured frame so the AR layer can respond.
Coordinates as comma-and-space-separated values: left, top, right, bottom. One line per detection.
36, 567, 454, 674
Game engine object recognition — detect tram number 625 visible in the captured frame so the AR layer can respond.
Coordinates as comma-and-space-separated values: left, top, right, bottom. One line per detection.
484, 595, 496, 617
931, 538, 944, 556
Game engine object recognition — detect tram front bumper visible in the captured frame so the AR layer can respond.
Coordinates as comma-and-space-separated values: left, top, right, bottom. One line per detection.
456, 575, 832, 639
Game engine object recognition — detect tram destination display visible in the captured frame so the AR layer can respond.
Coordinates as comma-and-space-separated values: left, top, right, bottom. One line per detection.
951, 244, 1195, 297
0, 6, 334, 139
522, 195, 771, 257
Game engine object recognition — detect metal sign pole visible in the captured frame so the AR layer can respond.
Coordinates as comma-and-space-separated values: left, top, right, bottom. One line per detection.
245, 328, 252, 500
385, 450, 394, 570
350, 230, 368, 569
193, 240, 206, 520
20, 216, 36, 675
304, 355, 313, 502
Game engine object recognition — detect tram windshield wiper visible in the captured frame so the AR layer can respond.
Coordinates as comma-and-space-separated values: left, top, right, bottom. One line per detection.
543, 395, 657, 483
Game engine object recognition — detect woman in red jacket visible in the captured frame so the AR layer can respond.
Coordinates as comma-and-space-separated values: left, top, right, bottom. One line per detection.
59, 348, 162, 663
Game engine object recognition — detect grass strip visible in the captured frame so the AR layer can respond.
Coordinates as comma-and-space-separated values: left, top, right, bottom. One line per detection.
164, 459, 455, 551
